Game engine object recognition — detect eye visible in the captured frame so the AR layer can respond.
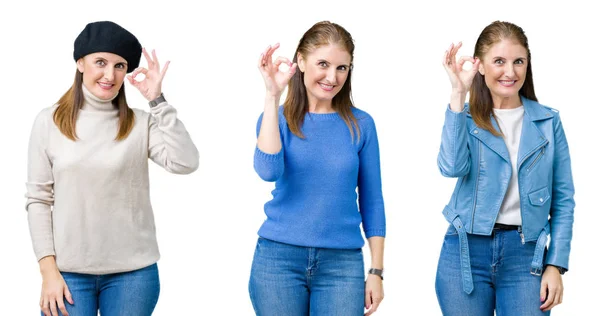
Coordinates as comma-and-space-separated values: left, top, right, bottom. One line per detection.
115, 63, 126, 69
494, 59, 504, 65
95, 60, 106, 66
337, 65, 348, 71
318, 61, 328, 67
514, 59, 524, 65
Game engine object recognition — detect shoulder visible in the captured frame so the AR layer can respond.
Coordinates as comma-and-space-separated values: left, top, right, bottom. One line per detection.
351, 107, 376, 129
32, 105, 57, 128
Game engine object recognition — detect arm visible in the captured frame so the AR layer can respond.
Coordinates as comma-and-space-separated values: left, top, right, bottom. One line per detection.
438, 42, 479, 178
253, 43, 296, 182
545, 114, 575, 270
253, 99, 284, 182
25, 110, 73, 315
148, 101, 199, 174
358, 117, 386, 315
437, 100, 471, 177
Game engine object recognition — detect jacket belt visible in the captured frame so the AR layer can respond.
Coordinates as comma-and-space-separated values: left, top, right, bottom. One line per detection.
443, 206, 549, 294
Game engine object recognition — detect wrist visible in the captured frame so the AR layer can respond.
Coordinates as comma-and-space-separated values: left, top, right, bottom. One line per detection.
39, 256, 59, 274
368, 268, 384, 280
149, 93, 166, 107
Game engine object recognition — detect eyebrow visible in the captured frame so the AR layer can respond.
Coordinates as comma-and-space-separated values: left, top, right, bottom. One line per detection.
493, 56, 527, 60
94, 57, 127, 64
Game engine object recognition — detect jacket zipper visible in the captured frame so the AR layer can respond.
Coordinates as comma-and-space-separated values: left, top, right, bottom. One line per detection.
470, 141, 482, 233
526, 147, 545, 172
517, 140, 549, 243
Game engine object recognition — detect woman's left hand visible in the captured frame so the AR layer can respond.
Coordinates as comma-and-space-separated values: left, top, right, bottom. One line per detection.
127, 48, 170, 101
540, 266, 564, 312
364, 274, 384, 315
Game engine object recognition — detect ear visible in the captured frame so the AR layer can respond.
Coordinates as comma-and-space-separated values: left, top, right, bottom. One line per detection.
478, 61, 485, 76
297, 53, 305, 73
76, 58, 85, 73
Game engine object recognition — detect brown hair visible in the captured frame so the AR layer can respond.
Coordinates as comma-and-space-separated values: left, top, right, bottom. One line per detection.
53, 70, 135, 141
470, 21, 537, 136
284, 21, 360, 140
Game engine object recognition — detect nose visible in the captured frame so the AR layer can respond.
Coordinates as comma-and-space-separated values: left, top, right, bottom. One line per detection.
326, 67, 337, 84
505, 64, 515, 78
104, 67, 115, 82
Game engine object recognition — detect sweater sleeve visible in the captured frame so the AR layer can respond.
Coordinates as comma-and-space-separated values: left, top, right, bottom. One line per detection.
25, 109, 56, 261
148, 102, 199, 174
357, 116, 386, 238
253, 112, 284, 182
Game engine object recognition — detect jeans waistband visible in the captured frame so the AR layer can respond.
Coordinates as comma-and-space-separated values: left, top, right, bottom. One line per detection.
443, 206, 549, 294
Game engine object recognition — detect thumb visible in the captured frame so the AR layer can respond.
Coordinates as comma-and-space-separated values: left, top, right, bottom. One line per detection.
64, 285, 74, 305
286, 63, 297, 80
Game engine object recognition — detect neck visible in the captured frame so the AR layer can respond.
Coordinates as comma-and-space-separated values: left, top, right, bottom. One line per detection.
308, 98, 335, 114
81, 84, 118, 112
492, 94, 522, 109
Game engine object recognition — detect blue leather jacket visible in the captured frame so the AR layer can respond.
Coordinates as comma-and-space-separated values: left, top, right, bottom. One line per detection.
438, 97, 575, 294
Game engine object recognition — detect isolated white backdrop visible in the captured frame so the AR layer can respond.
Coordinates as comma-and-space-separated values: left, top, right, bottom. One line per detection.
0, 0, 598, 315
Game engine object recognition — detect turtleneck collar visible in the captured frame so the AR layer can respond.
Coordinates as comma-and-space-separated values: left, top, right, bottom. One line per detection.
81, 84, 119, 112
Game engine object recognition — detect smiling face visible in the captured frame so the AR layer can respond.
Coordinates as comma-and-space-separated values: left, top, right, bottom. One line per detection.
297, 43, 352, 110
478, 39, 528, 107
77, 52, 128, 100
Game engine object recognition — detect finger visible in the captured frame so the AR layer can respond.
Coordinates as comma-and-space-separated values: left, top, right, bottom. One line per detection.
57, 298, 70, 316
152, 49, 160, 70
450, 42, 463, 59
540, 281, 548, 302
258, 53, 265, 68
541, 287, 556, 310
64, 285, 74, 305
471, 58, 481, 75
265, 43, 280, 61
142, 48, 153, 67
287, 63, 298, 77
50, 297, 59, 316
457, 56, 476, 68
161, 61, 170, 80
364, 290, 372, 309
130, 67, 149, 81
41, 298, 51, 316
274, 56, 292, 69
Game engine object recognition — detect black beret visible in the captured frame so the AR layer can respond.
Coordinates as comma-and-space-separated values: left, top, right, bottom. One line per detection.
73, 21, 142, 73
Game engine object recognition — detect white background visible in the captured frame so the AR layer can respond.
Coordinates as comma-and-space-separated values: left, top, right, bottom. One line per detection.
1, 0, 598, 315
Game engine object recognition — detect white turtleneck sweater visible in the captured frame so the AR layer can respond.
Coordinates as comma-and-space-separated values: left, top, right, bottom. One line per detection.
25, 85, 199, 274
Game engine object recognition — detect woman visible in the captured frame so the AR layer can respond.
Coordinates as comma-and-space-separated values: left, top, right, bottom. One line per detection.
25, 21, 199, 316
436, 21, 575, 315
248, 21, 386, 316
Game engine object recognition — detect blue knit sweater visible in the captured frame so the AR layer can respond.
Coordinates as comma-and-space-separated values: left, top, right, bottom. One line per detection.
254, 106, 386, 249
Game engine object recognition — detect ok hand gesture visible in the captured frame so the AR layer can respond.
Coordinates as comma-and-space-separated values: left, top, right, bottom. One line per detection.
258, 43, 297, 99
128, 48, 170, 101
443, 42, 480, 94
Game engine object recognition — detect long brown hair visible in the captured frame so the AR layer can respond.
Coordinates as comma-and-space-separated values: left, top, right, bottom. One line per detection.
470, 21, 537, 136
284, 21, 360, 140
53, 70, 135, 141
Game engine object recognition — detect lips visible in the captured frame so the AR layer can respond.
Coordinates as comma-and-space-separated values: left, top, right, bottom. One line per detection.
98, 82, 114, 90
318, 82, 335, 91
498, 80, 517, 87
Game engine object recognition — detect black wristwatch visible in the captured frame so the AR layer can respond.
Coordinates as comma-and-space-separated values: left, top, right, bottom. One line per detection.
149, 93, 166, 108
547, 264, 567, 275
368, 268, 384, 280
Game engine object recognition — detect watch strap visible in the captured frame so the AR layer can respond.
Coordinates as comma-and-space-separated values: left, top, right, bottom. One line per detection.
149, 93, 166, 108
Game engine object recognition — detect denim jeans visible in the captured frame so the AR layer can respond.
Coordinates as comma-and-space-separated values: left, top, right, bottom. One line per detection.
248, 237, 365, 316
44, 263, 160, 316
436, 226, 550, 316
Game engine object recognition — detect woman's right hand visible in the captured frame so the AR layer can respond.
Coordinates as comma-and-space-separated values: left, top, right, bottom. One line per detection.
258, 43, 297, 99
39, 257, 73, 316
442, 42, 480, 94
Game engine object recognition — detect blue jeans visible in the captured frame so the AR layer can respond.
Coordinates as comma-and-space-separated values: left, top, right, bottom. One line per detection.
45, 263, 160, 316
248, 237, 365, 316
436, 226, 550, 316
